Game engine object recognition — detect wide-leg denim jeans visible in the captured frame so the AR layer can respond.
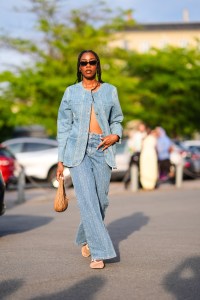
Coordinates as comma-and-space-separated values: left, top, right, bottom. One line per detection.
69, 133, 116, 260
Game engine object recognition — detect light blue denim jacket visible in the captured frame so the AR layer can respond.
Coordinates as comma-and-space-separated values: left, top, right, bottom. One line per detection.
57, 82, 123, 168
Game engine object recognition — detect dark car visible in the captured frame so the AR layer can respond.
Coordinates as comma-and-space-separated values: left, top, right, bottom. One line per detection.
0, 171, 6, 216
172, 141, 200, 178
0, 145, 21, 187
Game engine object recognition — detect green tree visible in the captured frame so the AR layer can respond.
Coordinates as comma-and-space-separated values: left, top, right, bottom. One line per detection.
0, 0, 200, 139
0, 0, 132, 139
124, 46, 200, 137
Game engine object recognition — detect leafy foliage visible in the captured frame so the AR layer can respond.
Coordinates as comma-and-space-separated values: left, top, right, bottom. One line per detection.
124, 47, 200, 136
0, 0, 200, 140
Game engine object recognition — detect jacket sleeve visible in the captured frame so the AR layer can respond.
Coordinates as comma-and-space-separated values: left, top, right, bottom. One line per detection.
57, 88, 73, 162
109, 87, 123, 141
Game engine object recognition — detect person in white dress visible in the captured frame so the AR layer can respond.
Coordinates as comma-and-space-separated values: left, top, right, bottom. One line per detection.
139, 129, 158, 190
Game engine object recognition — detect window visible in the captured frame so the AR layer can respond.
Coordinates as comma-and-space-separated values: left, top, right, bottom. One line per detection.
23, 142, 57, 152
123, 40, 129, 50
0, 148, 15, 159
159, 39, 168, 48
179, 40, 188, 47
140, 41, 150, 53
6, 143, 23, 154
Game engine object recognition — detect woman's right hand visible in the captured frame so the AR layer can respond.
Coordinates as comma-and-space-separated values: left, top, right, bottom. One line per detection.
56, 162, 64, 181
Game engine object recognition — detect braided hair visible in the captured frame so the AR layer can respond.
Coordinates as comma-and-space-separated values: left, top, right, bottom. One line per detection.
76, 50, 104, 83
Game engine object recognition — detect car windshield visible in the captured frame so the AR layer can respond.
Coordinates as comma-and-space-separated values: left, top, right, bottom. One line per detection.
0, 147, 15, 159
6, 143, 23, 154
173, 141, 190, 152
188, 146, 200, 153
23, 143, 57, 152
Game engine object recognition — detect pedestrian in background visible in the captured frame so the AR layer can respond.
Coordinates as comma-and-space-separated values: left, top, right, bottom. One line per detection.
156, 127, 173, 181
123, 122, 147, 188
127, 122, 147, 155
139, 128, 158, 190
56, 50, 123, 269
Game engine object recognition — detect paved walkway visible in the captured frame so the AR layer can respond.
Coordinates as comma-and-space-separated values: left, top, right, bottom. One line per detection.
4, 178, 200, 209
1, 180, 200, 300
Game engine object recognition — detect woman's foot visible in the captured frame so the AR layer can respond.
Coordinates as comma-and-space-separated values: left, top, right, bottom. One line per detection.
90, 260, 105, 269
81, 244, 91, 257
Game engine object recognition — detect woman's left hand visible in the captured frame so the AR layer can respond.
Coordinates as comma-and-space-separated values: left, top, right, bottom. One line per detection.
97, 134, 119, 151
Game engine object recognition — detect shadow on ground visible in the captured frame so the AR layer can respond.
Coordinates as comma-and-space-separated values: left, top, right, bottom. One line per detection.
0, 279, 24, 300
107, 212, 149, 262
163, 256, 200, 300
0, 215, 53, 237
30, 276, 105, 300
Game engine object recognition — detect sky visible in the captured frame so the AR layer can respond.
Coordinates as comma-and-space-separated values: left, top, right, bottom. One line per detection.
0, 0, 200, 70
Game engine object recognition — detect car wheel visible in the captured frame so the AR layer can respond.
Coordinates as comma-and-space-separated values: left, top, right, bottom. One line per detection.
48, 166, 58, 188
0, 202, 6, 216
64, 175, 73, 188
48, 166, 72, 188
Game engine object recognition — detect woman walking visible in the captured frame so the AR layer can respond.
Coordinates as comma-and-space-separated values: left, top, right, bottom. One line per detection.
56, 50, 123, 269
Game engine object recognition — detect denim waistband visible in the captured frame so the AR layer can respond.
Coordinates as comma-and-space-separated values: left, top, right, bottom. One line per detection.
88, 132, 103, 139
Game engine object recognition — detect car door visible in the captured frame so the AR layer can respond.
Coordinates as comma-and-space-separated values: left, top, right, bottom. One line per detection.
15, 142, 58, 179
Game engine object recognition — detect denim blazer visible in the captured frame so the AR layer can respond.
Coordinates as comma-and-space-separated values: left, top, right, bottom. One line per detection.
57, 82, 123, 168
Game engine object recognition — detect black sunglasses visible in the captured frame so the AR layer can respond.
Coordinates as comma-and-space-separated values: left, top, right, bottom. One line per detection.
80, 60, 97, 66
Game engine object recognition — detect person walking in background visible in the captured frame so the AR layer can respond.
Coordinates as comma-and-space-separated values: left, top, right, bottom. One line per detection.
156, 127, 173, 181
56, 50, 123, 269
127, 122, 147, 155
123, 122, 147, 188
139, 128, 158, 190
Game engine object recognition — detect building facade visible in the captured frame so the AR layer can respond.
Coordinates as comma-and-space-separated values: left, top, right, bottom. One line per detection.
110, 22, 200, 52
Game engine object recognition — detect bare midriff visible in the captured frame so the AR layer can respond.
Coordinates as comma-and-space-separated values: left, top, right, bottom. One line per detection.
89, 105, 102, 134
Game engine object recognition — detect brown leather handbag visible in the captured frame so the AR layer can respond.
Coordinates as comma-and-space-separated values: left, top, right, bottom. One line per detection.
54, 178, 69, 212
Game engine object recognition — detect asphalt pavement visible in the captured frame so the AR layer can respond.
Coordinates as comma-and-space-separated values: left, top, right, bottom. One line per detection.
0, 179, 200, 300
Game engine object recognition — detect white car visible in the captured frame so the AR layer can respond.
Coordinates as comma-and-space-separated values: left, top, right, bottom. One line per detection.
111, 140, 131, 180
2, 137, 71, 188
181, 140, 200, 153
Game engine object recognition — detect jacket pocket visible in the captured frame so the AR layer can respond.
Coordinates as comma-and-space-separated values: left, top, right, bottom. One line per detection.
64, 137, 77, 162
